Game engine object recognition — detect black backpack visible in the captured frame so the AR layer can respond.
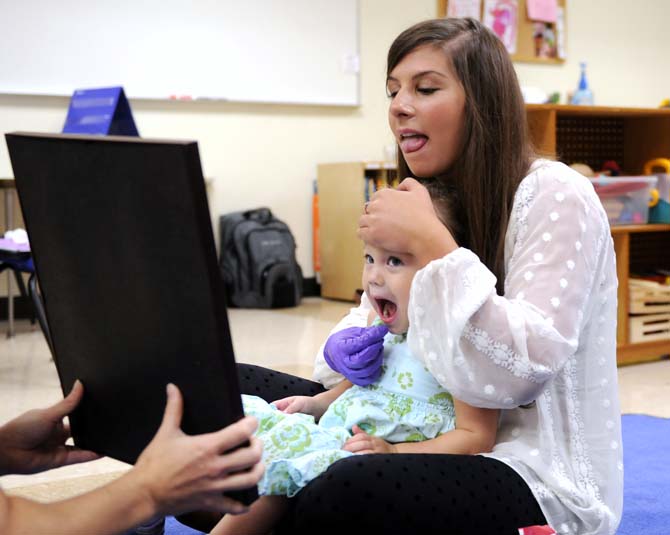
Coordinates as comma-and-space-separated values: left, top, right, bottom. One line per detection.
219, 208, 303, 308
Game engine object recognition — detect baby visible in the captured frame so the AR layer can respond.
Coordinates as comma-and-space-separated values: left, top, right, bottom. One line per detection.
212, 188, 497, 535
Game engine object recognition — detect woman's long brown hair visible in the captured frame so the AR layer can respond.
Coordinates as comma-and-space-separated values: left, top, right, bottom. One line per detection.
388, 18, 535, 295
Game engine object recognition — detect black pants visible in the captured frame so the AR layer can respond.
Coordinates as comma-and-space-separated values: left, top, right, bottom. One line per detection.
238, 364, 547, 535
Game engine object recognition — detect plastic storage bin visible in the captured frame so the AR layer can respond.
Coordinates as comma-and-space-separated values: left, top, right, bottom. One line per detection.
590, 176, 656, 226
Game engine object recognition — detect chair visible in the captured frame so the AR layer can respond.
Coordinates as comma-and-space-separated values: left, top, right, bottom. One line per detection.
0, 249, 53, 352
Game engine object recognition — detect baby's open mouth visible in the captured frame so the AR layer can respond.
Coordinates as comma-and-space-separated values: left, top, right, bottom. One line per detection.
375, 298, 398, 323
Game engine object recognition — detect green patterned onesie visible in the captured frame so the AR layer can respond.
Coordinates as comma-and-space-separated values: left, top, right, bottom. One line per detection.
243, 331, 456, 497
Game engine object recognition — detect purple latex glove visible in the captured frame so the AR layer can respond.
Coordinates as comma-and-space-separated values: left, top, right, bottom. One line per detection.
323, 325, 389, 386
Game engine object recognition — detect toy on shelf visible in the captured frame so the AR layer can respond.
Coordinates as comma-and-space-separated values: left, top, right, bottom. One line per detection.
589, 175, 656, 225
600, 160, 621, 176
569, 162, 595, 177
643, 158, 670, 224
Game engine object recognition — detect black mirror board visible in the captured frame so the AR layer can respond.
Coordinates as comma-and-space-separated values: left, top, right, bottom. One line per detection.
5, 132, 255, 502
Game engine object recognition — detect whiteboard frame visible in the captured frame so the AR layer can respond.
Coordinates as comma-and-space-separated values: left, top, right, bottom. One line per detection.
0, 0, 360, 107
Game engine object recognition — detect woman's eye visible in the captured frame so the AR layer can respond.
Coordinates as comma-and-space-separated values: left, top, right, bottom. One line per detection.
388, 256, 403, 267
386, 89, 398, 98
365, 254, 374, 264
417, 87, 438, 95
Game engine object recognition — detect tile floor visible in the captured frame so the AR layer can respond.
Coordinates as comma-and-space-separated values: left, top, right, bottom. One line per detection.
0, 297, 352, 498
1, 296, 669, 501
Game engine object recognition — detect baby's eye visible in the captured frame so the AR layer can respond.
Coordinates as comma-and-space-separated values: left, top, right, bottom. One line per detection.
386, 89, 398, 99
387, 256, 403, 267
365, 254, 374, 264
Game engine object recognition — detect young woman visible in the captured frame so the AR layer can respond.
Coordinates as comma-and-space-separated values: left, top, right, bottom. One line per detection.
235, 17, 622, 535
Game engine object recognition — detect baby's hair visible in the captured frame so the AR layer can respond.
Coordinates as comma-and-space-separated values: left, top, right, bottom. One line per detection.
422, 179, 464, 247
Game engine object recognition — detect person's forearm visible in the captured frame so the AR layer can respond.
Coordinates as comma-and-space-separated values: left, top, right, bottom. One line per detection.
413, 224, 458, 267
312, 379, 353, 417
0, 468, 156, 535
393, 429, 494, 455
317, 379, 353, 404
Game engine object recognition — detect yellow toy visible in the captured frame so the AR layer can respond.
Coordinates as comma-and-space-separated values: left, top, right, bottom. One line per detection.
644, 158, 670, 223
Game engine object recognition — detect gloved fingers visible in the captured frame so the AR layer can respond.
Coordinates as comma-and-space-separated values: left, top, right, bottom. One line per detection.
348, 366, 383, 387
343, 340, 385, 369
340, 325, 388, 353
323, 325, 388, 382
362, 324, 389, 342
324, 348, 347, 375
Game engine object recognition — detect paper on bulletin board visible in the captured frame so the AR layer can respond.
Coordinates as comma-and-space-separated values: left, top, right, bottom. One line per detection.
556, 6, 565, 59
526, 0, 558, 23
483, 0, 518, 54
447, 0, 482, 20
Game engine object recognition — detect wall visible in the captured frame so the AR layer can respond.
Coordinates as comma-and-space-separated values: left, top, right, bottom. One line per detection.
515, 0, 668, 107
0, 0, 668, 283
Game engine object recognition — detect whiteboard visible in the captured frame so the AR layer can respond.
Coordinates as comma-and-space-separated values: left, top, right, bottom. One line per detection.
0, 0, 359, 106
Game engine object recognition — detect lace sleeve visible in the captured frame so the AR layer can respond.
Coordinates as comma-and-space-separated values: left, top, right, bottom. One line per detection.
408, 166, 610, 408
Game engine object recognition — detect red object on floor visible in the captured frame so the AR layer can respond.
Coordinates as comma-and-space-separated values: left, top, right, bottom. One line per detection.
518, 526, 556, 535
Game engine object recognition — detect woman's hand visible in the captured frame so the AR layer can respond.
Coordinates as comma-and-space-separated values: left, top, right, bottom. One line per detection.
0, 380, 100, 476
323, 325, 388, 386
358, 178, 458, 266
343, 425, 398, 454
131, 384, 264, 516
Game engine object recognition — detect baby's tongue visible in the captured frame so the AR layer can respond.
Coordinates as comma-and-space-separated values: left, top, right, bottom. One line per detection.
382, 300, 397, 319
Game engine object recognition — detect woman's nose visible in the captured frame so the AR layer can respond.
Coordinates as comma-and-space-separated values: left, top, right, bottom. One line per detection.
389, 91, 414, 118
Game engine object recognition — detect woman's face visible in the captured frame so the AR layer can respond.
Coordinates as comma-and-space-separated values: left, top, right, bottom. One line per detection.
387, 44, 466, 178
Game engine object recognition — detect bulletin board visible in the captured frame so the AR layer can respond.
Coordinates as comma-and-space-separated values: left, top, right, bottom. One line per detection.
438, 0, 567, 65
0, 0, 359, 106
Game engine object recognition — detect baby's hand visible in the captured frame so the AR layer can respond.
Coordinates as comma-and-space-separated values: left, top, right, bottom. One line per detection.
273, 396, 319, 417
343, 425, 397, 454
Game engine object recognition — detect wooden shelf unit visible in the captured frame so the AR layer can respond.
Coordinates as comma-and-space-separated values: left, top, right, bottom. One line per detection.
612, 224, 670, 364
317, 162, 396, 301
526, 104, 670, 174
528, 105, 670, 364
317, 105, 670, 364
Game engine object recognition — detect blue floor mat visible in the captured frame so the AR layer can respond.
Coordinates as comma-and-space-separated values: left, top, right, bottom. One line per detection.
616, 414, 670, 534
165, 516, 203, 535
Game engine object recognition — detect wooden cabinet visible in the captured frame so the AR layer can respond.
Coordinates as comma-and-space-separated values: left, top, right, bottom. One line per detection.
318, 105, 670, 364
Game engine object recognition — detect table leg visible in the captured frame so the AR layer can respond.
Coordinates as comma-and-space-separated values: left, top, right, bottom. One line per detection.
5, 189, 14, 338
